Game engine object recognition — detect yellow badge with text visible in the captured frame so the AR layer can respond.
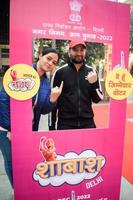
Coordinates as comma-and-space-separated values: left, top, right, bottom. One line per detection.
3, 64, 40, 100
105, 68, 133, 100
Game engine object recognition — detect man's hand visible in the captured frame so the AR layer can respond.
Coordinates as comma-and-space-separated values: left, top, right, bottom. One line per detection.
85, 69, 97, 84
50, 81, 63, 103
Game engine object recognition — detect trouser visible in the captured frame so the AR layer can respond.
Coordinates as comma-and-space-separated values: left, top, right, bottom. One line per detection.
0, 130, 13, 188
57, 118, 96, 130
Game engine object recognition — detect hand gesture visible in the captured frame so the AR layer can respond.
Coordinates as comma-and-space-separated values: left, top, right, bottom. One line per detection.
50, 81, 63, 103
85, 69, 97, 84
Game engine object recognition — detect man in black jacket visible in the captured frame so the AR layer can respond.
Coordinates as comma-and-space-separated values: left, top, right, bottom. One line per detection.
51, 40, 103, 130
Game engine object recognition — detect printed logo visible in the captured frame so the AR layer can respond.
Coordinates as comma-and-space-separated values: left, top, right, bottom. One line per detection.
9, 70, 35, 91
3, 64, 40, 100
69, 0, 83, 22
33, 137, 106, 187
105, 51, 133, 100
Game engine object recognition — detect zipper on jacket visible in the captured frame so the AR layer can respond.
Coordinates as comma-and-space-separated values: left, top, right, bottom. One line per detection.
77, 72, 81, 127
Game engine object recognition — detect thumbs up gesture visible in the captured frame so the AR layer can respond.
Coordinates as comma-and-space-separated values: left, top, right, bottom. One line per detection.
85, 69, 97, 84
50, 81, 63, 103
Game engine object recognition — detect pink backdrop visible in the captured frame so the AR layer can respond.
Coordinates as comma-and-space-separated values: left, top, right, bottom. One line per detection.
10, 0, 130, 199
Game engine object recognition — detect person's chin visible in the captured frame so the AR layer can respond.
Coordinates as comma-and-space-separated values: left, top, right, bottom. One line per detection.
46, 68, 52, 72
75, 60, 83, 64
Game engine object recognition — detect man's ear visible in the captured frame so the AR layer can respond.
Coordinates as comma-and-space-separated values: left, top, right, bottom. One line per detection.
84, 49, 87, 56
68, 49, 71, 57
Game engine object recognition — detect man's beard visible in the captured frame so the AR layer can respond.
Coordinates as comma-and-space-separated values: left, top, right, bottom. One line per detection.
71, 57, 84, 64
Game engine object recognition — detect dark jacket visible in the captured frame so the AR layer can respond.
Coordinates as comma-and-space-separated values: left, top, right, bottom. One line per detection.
0, 87, 10, 130
32, 73, 56, 131
0, 66, 56, 131
52, 62, 103, 126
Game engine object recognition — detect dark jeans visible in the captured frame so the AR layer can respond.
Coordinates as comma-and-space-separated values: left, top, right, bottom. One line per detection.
57, 118, 96, 130
0, 130, 13, 187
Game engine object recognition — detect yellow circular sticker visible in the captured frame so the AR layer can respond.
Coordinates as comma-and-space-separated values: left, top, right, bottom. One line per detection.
105, 67, 133, 100
3, 64, 40, 100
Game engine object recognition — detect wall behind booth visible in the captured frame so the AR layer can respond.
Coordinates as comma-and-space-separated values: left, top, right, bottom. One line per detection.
10, 0, 130, 199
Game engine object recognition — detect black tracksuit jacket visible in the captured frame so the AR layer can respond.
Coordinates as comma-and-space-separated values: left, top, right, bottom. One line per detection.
52, 61, 103, 128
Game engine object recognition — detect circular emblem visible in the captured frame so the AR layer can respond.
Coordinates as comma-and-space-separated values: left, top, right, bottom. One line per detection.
105, 67, 133, 100
3, 64, 40, 100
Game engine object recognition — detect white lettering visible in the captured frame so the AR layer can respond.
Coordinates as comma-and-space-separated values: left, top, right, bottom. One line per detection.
49, 29, 65, 36
93, 26, 104, 33
86, 176, 103, 189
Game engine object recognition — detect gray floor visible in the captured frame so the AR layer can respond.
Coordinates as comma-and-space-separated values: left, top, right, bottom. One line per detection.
0, 151, 13, 200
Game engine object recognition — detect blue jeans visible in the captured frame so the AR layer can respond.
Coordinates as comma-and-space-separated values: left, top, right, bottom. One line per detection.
0, 130, 13, 187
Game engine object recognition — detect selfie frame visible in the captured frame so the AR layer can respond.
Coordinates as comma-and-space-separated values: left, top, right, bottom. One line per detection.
10, 0, 130, 199
33, 38, 110, 131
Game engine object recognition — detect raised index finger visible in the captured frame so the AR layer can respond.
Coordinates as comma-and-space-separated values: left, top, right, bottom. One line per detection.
92, 68, 97, 74
59, 81, 64, 91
